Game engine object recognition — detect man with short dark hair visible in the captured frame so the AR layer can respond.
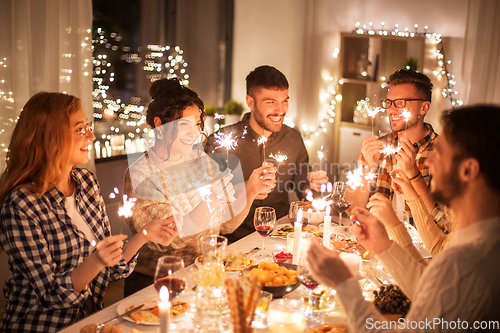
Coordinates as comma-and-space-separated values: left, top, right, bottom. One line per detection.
352, 69, 444, 225
308, 105, 500, 332
206, 65, 327, 242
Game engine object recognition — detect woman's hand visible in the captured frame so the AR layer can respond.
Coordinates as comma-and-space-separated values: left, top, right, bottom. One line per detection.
141, 217, 179, 246
247, 162, 277, 200
94, 234, 128, 267
307, 239, 352, 289
351, 208, 392, 255
390, 169, 419, 201
366, 193, 401, 229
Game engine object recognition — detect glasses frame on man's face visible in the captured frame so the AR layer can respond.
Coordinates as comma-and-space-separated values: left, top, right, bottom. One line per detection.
381, 98, 428, 109
76, 121, 94, 138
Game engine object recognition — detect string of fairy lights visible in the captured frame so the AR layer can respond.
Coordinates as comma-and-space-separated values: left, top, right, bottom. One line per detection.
91, 28, 190, 158
0, 57, 15, 156
300, 22, 462, 142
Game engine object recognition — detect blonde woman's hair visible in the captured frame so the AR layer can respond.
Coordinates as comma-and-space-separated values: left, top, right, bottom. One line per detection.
0, 92, 81, 206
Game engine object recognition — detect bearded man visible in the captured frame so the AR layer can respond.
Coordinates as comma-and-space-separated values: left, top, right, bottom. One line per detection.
205, 65, 327, 242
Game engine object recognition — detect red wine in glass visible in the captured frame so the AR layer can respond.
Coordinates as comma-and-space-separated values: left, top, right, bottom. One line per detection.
256, 225, 273, 237
333, 201, 351, 214
297, 274, 320, 291
154, 277, 187, 300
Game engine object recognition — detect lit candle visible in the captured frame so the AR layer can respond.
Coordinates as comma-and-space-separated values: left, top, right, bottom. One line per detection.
323, 206, 332, 248
159, 286, 171, 333
293, 209, 302, 264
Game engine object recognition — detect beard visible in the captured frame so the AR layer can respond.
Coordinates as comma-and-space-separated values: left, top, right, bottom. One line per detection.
430, 161, 464, 206
253, 107, 283, 133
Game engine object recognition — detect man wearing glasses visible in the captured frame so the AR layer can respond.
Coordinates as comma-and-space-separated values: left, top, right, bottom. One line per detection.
351, 69, 446, 228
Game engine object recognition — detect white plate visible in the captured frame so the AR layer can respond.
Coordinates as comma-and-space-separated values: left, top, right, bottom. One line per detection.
117, 291, 194, 325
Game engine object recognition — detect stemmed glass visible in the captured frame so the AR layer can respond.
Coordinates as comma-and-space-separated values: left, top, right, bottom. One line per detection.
296, 254, 321, 319
154, 256, 187, 302
254, 207, 276, 260
288, 201, 310, 229
331, 181, 352, 226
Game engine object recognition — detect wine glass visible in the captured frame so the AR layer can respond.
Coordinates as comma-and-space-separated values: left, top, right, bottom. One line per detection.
331, 181, 352, 226
296, 254, 321, 319
288, 201, 310, 229
154, 256, 187, 302
254, 207, 276, 260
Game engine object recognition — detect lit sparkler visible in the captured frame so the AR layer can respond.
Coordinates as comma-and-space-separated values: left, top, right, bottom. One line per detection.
317, 146, 324, 171
118, 194, 137, 234
380, 144, 401, 156
214, 131, 238, 171
402, 109, 411, 135
368, 107, 384, 135
258, 136, 268, 163
269, 152, 288, 163
346, 166, 364, 190
214, 113, 224, 120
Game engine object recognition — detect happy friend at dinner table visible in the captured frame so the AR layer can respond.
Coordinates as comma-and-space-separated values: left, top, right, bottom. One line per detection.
308, 105, 500, 332
0, 92, 179, 333
123, 78, 277, 296
350, 69, 448, 230
206, 65, 329, 244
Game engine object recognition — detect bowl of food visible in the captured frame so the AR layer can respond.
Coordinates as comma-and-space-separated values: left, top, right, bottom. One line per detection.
242, 262, 300, 298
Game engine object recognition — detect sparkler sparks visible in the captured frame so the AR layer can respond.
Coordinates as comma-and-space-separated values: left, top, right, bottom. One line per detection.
380, 144, 401, 156
214, 131, 238, 151
402, 109, 411, 122
346, 166, 364, 190
368, 107, 384, 135
118, 195, 136, 218
257, 136, 267, 146
269, 152, 288, 163
214, 113, 224, 120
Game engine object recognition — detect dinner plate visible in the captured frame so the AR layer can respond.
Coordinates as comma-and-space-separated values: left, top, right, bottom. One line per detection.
117, 291, 194, 325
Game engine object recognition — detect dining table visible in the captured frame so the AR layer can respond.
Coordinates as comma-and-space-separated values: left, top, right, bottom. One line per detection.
58, 215, 426, 333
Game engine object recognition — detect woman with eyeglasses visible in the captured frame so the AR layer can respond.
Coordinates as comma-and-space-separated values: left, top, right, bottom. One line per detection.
0, 92, 178, 332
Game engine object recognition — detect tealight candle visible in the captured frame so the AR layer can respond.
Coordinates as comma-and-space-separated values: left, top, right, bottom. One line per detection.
159, 286, 171, 333
323, 206, 332, 248
293, 209, 302, 264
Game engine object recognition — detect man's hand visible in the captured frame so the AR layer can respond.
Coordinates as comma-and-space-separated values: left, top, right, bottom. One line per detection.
350, 208, 393, 255
361, 135, 384, 170
142, 217, 179, 246
395, 137, 419, 179
248, 162, 277, 200
307, 239, 352, 289
94, 234, 128, 267
307, 170, 328, 192
366, 193, 401, 229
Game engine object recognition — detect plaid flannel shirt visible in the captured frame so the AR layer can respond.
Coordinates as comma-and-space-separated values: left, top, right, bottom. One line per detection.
359, 123, 446, 226
0, 168, 137, 333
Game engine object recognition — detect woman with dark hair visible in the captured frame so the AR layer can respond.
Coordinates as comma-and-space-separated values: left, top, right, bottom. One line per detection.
123, 78, 276, 296
0, 92, 178, 332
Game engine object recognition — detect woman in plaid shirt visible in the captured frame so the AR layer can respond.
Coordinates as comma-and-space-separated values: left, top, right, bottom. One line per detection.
0, 92, 178, 332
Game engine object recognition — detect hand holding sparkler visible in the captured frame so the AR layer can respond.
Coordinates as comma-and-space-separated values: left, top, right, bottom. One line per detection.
93, 234, 128, 267
390, 169, 419, 202
252, 162, 277, 200
307, 170, 328, 192
366, 193, 402, 229
361, 135, 384, 170
350, 207, 393, 255
139, 217, 178, 246
394, 137, 419, 179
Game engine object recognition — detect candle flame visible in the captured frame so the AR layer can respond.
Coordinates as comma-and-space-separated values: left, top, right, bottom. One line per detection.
326, 206, 331, 216
159, 285, 170, 302
296, 208, 303, 222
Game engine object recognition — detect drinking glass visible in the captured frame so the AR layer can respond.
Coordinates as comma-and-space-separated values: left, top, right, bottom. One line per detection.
331, 181, 352, 226
296, 254, 321, 318
200, 235, 228, 264
288, 201, 310, 229
254, 207, 276, 259
267, 299, 306, 333
154, 256, 187, 301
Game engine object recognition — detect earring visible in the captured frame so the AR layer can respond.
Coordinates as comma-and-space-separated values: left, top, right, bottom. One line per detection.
157, 130, 163, 140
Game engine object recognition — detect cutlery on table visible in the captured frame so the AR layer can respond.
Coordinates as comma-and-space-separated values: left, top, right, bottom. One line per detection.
96, 304, 144, 330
